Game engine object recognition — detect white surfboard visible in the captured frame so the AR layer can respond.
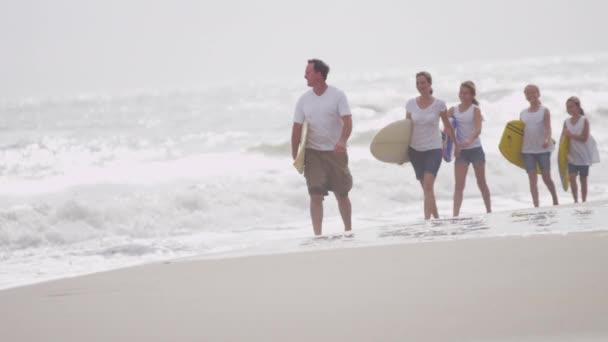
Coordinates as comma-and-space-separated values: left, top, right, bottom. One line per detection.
370, 119, 412, 164
589, 136, 600, 164
293, 121, 309, 174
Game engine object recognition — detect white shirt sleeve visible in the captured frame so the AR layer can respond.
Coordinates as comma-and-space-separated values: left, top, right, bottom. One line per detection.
437, 100, 447, 112
293, 97, 305, 124
338, 91, 351, 117
405, 99, 414, 114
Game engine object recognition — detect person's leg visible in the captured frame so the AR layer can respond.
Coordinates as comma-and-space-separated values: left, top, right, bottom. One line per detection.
453, 160, 469, 217
327, 150, 353, 234
310, 195, 324, 236
425, 149, 442, 219
581, 176, 588, 203
422, 173, 437, 220
569, 165, 579, 203
304, 149, 328, 236
580, 166, 589, 203
472, 161, 492, 213
528, 171, 539, 207
523, 153, 539, 208
538, 153, 558, 205
569, 173, 578, 203
417, 180, 428, 220
568, 163, 578, 203
541, 170, 559, 206
410, 147, 427, 218
335, 194, 352, 233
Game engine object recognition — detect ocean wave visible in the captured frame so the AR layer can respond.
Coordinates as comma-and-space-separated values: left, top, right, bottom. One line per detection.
0, 170, 311, 252
1, 52, 608, 289
248, 141, 290, 156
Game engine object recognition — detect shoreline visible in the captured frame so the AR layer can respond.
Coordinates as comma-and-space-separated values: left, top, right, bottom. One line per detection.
2, 199, 608, 291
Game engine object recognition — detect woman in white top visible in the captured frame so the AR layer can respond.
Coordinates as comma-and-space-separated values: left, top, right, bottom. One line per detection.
448, 81, 491, 217
406, 71, 457, 220
562, 96, 592, 203
520, 84, 558, 207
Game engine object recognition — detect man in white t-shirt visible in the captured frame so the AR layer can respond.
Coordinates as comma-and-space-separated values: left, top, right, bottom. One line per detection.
291, 59, 353, 237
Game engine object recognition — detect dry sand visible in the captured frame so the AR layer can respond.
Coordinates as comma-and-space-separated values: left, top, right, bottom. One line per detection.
1, 232, 608, 341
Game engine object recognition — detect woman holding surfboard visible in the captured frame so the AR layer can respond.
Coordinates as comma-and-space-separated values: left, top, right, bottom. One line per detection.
561, 96, 595, 203
520, 84, 559, 207
448, 81, 491, 217
406, 72, 457, 220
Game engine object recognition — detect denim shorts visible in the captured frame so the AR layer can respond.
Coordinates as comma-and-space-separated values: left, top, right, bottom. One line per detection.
456, 146, 486, 165
409, 147, 442, 181
522, 152, 551, 172
568, 163, 590, 177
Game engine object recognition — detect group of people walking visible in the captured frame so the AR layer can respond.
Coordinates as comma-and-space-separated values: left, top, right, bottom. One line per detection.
291, 59, 597, 236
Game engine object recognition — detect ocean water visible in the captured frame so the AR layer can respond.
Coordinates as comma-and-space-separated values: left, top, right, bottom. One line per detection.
1, 53, 608, 289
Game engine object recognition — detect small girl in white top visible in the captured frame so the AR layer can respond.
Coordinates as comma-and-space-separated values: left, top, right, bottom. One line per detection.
447, 81, 491, 217
520, 84, 559, 208
405, 71, 457, 220
562, 96, 593, 203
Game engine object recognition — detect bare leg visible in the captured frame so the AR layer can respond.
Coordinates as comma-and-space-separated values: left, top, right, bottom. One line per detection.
527, 171, 539, 208
310, 195, 324, 236
453, 162, 469, 217
335, 194, 352, 233
473, 161, 492, 213
422, 173, 438, 220
418, 180, 426, 218
569, 173, 578, 203
541, 170, 559, 206
581, 176, 588, 203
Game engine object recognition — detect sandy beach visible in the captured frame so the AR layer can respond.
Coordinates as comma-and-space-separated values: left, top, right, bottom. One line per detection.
3, 2, 608, 341
1, 232, 607, 341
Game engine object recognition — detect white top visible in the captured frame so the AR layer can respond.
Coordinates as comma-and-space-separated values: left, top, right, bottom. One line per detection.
521, 106, 554, 153
294, 86, 352, 151
453, 104, 482, 150
565, 117, 592, 166
406, 98, 447, 151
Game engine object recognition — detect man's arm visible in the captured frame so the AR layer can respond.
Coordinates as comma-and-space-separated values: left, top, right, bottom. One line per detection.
334, 115, 352, 153
292, 96, 305, 159
291, 122, 303, 160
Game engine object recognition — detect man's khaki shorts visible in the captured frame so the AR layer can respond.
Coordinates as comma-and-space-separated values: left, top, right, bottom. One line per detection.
304, 149, 353, 197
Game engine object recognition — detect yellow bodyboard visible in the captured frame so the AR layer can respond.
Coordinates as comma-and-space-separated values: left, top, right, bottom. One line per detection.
498, 120, 542, 174
558, 135, 570, 191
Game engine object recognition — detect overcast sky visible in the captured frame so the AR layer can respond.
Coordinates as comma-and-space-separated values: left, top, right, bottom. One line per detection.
1, 0, 607, 99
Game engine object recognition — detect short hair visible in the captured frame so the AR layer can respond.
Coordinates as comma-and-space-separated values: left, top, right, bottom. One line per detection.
308, 59, 330, 80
